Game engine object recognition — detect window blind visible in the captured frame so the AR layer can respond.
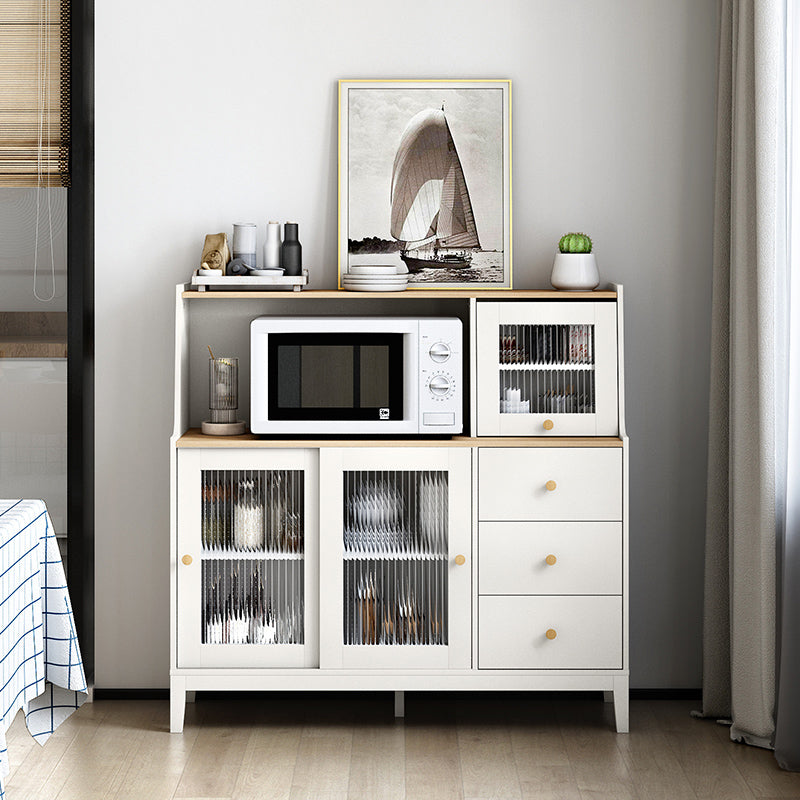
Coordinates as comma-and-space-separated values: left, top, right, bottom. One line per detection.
0, 0, 70, 187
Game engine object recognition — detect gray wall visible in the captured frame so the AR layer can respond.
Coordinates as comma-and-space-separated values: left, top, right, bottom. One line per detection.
94, 0, 717, 688
0, 188, 67, 311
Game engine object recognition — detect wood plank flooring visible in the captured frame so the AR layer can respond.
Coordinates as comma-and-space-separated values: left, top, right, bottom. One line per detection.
3, 693, 799, 800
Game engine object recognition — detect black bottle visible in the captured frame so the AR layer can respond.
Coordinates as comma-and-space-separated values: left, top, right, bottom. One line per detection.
282, 223, 302, 276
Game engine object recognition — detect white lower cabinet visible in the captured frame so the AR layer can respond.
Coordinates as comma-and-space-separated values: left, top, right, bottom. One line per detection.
172, 443, 627, 734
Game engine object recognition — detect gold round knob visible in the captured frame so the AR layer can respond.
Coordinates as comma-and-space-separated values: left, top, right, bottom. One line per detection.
545, 629, 557, 640
545, 554, 557, 566
454, 554, 466, 566
543, 419, 554, 431
181, 554, 193, 566
545, 480, 557, 492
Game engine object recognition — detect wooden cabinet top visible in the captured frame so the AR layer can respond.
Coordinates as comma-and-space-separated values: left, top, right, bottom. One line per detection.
180, 288, 618, 300
175, 428, 624, 449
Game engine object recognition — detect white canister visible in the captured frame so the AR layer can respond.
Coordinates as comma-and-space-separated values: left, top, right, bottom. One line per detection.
263, 221, 282, 268
232, 223, 258, 268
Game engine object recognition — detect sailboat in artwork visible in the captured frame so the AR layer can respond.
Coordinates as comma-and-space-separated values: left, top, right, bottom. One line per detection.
390, 106, 481, 272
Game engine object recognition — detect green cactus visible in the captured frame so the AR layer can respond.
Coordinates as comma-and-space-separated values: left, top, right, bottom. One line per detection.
558, 232, 593, 254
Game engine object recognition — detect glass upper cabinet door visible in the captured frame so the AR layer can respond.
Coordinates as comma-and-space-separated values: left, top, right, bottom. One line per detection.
177, 449, 318, 668
476, 301, 619, 436
319, 448, 471, 670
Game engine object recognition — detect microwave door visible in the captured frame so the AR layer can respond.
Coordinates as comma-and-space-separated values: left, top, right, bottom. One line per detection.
268, 333, 405, 425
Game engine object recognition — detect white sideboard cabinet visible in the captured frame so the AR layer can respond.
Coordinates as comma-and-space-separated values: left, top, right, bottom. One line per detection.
170, 286, 629, 734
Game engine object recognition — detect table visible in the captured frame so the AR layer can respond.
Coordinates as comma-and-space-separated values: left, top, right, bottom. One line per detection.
0, 500, 87, 797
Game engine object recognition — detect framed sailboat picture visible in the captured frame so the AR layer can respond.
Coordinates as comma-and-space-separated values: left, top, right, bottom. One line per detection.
339, 79, 512, 289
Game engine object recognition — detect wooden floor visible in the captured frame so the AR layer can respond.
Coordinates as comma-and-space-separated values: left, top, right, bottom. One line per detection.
3, 693, 800, 799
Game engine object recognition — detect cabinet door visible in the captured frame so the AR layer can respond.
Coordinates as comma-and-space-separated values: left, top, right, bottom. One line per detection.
476, 301, 618, 436
176, 449, 318, 668
319, 448, 471, 670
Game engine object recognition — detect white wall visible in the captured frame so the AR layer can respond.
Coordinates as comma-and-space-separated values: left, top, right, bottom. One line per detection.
95, 0, 717, 687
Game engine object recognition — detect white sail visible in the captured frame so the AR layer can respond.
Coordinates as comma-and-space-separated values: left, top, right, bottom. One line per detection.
390, 109, 481, 249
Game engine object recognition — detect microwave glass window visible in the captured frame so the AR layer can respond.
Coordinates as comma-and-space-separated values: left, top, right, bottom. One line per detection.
268, 334, 403, 421
358, 346, 390, 408
300, 345, 355, 408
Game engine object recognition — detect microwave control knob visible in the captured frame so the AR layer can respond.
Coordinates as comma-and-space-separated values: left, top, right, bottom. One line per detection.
429, 374, 451, 396
429, 342, 451, 363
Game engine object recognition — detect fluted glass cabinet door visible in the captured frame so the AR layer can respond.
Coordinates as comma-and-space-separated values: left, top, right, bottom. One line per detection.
476, 301, 618, 436
176, 449, 318, 668
319, 448, 471, 670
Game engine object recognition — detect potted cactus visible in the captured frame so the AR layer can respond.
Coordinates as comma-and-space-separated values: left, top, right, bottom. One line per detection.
550, 232, 600, 290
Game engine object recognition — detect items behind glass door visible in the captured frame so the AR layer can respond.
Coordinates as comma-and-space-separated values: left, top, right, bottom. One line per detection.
200, 469, 305, 646
500, 370, 596, 414
344, 559, 447, 646
202, 558, 304, 645
498, 323, 597, 415
500, 323, 595, 365
344, 470, 448, 555
201, 469, 304, 553
342, 470, 449, 646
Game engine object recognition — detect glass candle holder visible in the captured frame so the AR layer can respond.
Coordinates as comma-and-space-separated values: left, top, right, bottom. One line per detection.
209, 357, 238, 424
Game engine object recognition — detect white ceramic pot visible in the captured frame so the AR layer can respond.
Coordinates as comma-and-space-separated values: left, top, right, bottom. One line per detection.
550, 252, 600, 290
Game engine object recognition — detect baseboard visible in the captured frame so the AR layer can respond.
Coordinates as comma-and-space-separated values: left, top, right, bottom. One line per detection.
630, 688, 702, 701
93, 688, 170, 700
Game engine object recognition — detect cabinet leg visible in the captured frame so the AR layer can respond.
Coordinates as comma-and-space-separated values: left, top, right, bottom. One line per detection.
186, 691, 196, 704
603, 690, 614, 703
612, 676, 629, 733
170, 677, 186, 733
394, 691, 405, 718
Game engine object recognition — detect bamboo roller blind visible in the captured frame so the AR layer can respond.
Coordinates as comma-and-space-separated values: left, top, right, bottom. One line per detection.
0, 0, 70, 187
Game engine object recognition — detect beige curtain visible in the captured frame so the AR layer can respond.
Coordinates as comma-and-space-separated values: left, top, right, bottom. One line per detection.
701, 0, 783, 747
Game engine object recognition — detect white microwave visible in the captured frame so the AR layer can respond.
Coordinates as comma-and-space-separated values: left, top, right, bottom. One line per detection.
250, 317, 462, 435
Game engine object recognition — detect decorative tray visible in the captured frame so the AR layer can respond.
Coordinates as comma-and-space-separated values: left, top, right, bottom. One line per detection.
190, 269, 308, 292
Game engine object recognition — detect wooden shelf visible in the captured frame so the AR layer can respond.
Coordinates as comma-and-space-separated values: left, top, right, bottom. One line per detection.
0, 336, 67, 358
0, 312, 67, 358
175, 428, 624, 449
181, 288, 617, 300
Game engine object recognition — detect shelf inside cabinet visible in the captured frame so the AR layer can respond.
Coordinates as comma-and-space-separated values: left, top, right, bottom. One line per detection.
176, 429, 623, 448
343, 551, 447, 561
201, 550, 304, 560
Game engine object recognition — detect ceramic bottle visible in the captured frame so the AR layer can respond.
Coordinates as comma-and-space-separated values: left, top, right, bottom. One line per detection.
263, 221, 282, 269
282, 222, 302, 276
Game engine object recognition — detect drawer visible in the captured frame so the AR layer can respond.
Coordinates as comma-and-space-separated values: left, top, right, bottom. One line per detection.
479, 596, 622, 669
478, 448, 622, 521
479, 522, 622, 595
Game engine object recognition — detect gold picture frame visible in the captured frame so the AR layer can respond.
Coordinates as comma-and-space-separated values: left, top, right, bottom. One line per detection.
338, 79, 512, 290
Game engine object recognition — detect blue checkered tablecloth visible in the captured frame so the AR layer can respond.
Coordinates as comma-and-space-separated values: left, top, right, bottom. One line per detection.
0, 500, 87, 797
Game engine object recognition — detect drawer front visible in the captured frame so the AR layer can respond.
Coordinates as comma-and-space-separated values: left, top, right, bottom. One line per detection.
479, 522, 622, 595
478, 448, 622, 521
479, 596, 622, 669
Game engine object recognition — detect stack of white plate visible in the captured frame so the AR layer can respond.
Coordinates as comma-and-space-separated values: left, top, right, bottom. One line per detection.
342, 265, 408, 292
